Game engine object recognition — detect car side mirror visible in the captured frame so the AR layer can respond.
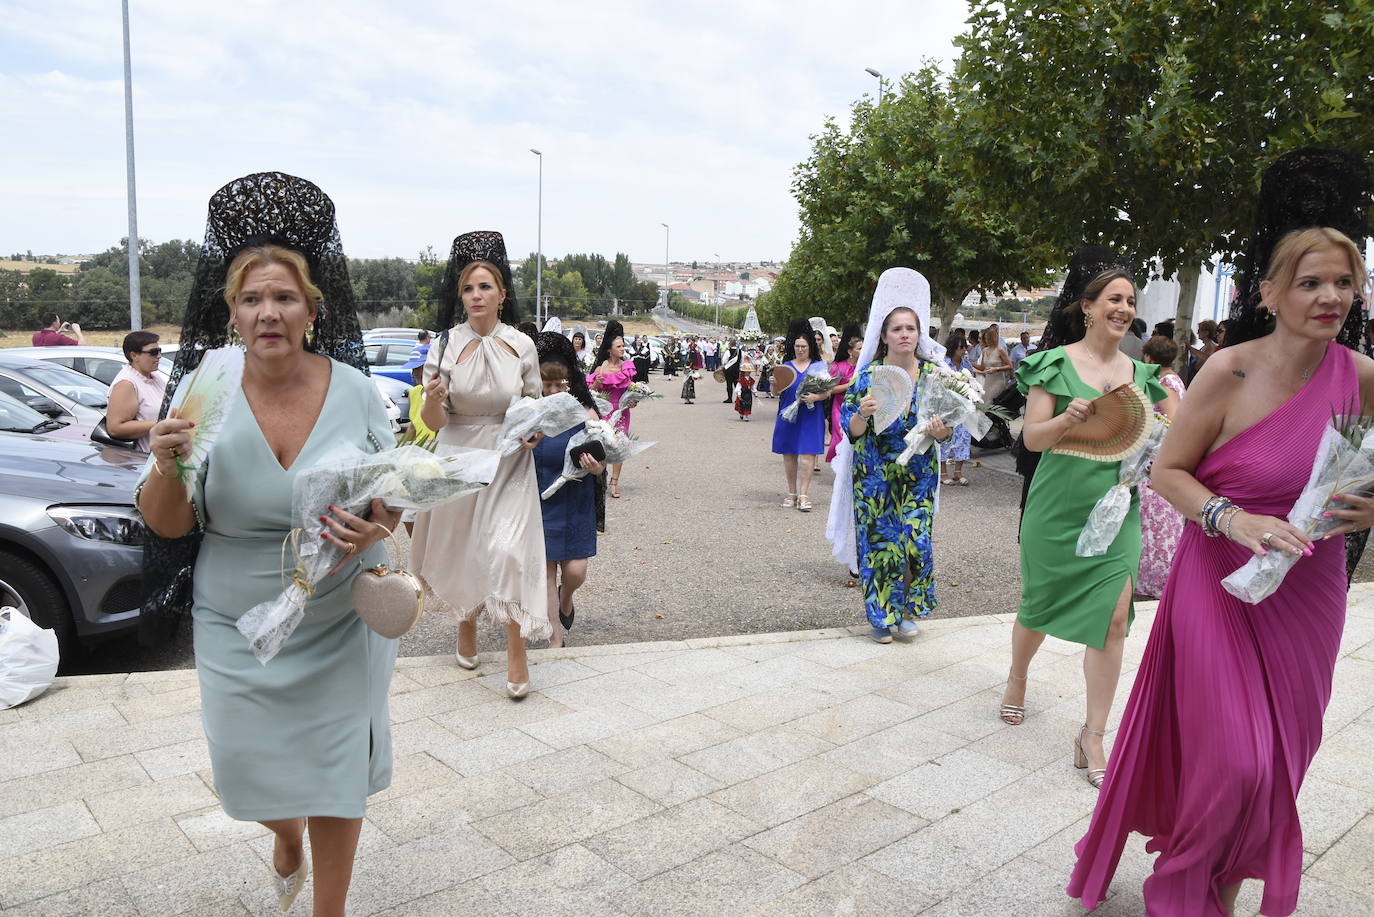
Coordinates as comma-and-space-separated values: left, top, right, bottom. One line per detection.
26, 397, 64, 417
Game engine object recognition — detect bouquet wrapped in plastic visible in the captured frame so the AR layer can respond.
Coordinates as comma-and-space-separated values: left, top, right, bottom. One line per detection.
236, 444, 501, 664
607, 381, 661, 427
1076, 416, 1168, 556
539, 419, 655, 500
1222, 416, 1374, 604
897, 365, 1006, 462
780, 372, 836, 422
494, 392, 588, 456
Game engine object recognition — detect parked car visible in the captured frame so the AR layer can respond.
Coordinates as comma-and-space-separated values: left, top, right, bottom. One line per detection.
0, 432, 148, 647
5, 345, 174, 386
0, 353, 113, 426
365, 338, 423, 384
372, 373, 411, 431
0, 392, 93, 444
363, 328, 431, 343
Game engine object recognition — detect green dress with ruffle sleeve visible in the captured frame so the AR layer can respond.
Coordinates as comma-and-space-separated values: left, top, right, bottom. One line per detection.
1015, 347, 1168, 649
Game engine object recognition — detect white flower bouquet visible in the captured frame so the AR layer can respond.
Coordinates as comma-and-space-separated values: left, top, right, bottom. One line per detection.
494, 392, 588, 456
608, 381, 661, 427
897, 364, 1010, 462
780, 372, 836, 422
539, 419, 655, 500
1076, 415, 1168, 556
1223, 413, 1374, 604
235, 444, 501, 664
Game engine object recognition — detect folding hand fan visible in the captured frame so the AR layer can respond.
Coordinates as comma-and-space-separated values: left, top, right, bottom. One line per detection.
167, 346, 246, 500
869, 364, 914, 433
771, 364, 797, 395
1051, 382, 1153, 462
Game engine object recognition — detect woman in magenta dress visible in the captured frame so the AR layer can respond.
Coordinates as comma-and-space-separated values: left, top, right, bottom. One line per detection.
588, 320, 635, 498
1068, 227, 1374, 916
825, 333, 860, 462
1135, 334, 1188, 598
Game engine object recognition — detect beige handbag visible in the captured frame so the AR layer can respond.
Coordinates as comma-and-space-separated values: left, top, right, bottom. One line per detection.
351, 558, 424, 639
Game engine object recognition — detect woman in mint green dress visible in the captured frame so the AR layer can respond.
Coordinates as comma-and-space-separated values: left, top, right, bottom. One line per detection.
998, 255, 1175, 791
139, 173, 400, 916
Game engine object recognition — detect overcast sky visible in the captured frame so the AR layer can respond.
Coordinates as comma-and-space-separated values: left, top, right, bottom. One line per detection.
2, 0, 971, 264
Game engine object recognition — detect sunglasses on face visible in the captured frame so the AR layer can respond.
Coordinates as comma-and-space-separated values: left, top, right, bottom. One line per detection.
140, 347, 162, 356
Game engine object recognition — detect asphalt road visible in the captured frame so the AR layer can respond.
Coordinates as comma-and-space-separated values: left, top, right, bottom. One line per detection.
72, 371, 1029, 674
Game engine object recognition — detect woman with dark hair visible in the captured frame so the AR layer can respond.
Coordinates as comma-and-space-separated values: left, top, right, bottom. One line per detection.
107, 329, 167, 450
588, 319, 636, 498
534, 332, 604, 647
940, 330, 974, 486
1071, 148, 1374, 916
771, 318, 829, 511
999, 253, 1176, 793
830, 269, 949, 643
412, 231, 547, 698
1136, 335, 1187, 598
571, 331, 590, 370
138, 173, 399, 916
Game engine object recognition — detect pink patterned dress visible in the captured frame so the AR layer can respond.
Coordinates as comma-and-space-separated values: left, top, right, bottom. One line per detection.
588, 362, 636, 435
1068, 342, 1356, 916
825, 359, 856, 462
1136, 371, 1187, 598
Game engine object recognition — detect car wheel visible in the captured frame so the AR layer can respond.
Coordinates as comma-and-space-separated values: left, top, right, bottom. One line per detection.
0, 548, 75, 647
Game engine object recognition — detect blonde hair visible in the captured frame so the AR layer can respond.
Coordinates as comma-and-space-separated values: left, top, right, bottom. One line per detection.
223, 245, 323, 311
1263, 227, 1369, 305
459, 260, 507, 304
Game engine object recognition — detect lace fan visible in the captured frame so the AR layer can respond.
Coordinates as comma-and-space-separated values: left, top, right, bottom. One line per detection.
1051, 383, 1153, 462
869, 364, 914, 433
168, 346, 245, 500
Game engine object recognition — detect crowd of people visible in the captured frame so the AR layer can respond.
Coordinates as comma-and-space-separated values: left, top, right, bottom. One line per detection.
118, 145, 1373, 916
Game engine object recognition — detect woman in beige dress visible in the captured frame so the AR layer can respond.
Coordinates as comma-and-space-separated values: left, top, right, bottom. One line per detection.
974, 326, 1013, 401
412, 231, 549, 697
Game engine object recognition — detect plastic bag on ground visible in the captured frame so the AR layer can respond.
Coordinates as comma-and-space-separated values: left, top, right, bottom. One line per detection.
0, 608, 60, 709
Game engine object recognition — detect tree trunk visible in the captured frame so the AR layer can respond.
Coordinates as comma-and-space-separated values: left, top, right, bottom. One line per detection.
936, 293, 962, 341
1171, 264, 1202, 376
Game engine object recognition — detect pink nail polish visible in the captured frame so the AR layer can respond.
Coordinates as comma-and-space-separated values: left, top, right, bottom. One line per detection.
1322, 512, 1332, 519
1259, 548, 1268, 556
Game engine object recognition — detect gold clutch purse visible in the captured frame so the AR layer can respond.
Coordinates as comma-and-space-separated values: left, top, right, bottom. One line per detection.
351, 563, 424, 639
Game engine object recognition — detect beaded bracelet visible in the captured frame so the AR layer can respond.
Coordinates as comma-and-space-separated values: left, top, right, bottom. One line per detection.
1221, 505, 1243, 541
1200, 495, 1235, 538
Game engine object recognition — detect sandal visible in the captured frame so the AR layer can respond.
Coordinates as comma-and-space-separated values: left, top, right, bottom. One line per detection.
782, 493, 797, 508
610, 477, 621, 499
941, 477, 956, 486
1074, 725, 1107, 788
797, 495, 813, 512
999, 671, 1027, 725
957, 477, 970, 486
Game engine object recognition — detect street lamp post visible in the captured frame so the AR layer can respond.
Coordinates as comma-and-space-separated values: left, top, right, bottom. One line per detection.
530, 149, 543, 328
660, 223, 670, 313
713, 252, 721, 326
864, 67, 885, 101
121, 0, 141, 330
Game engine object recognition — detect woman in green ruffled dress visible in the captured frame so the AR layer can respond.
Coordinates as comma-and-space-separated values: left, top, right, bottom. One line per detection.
998, 256, 1176, 789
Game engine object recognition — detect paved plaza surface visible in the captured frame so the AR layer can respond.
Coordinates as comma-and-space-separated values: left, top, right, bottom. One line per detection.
3, 586, 1372, 916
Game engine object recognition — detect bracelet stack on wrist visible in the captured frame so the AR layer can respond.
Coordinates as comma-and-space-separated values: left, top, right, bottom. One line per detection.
1200, 495, 1238, 538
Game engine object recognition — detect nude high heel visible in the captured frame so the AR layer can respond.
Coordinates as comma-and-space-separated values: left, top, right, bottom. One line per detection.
1074, 725, 1107, 789
999, 671, 1027, 725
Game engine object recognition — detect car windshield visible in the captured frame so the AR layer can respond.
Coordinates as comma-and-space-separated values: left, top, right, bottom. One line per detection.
18, 363, 110, 407
0, 392, 56, 432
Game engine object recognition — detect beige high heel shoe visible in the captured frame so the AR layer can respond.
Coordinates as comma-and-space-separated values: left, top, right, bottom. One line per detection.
1074, 725, 1107, 788
999, 671, 1027, 725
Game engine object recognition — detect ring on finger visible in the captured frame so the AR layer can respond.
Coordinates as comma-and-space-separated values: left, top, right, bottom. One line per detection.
1260, 532, 1274, 547
345, 542, 358, 555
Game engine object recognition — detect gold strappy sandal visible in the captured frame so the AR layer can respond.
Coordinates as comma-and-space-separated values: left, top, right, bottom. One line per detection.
1074, 725, 1107, 789
999, 671, 1027, 725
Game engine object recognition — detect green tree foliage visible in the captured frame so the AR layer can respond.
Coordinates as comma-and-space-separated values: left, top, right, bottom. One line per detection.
760, 65, 1054, 337
348, 258, 419, 314
953, 0, 1374, 360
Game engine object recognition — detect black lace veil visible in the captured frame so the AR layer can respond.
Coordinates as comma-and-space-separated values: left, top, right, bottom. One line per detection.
536, 331, 598, 414
592, 320, 626, 369
1038, 246, 1135, 352
436, 230, 521, 331
160, 171, 368, 418
1226, 148, 1371, 349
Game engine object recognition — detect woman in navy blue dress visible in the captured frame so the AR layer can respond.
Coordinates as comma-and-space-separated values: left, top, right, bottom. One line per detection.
533, 332, 603, 647
771, 320, 829, 512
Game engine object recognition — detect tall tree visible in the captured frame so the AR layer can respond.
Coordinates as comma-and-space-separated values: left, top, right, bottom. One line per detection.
953, 0, 1374, 361
762, 65, 1054, 335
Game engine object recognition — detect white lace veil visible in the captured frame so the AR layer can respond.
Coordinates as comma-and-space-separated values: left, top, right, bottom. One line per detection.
824, 268, 944, 570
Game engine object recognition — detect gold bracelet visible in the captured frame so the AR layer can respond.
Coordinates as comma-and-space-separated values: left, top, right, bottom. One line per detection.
152, 461, 176, 478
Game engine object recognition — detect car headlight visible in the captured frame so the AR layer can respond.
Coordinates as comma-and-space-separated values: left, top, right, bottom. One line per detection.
47, 506, 146, 546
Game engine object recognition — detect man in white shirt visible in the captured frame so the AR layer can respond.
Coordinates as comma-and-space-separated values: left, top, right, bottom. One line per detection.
1010, 331, 1032, 369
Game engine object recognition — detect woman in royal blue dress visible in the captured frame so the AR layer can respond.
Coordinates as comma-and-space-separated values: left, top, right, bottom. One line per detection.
827, 269, 949, 643
771, 318, 829, 512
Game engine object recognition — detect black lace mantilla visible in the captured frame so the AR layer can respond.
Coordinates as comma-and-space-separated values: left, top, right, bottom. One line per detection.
536, 331, 598, 414
1038, 246, 1134, 352
1227, 147, 1370, 350
160, 171, 369, 418
436, 230, 521, 331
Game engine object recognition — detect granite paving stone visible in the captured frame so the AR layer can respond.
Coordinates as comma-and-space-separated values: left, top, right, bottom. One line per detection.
677, 724, 834, 784
709, 756, 874, 827
1, 877, 141, 917
368, 880, 518, 917
134, 735, 212, 780
365, 769, 542, 845
820, 718, 968, 781
0, 754, 149, 818
749, 862, 940, 916
504, 744, 629, 797
612, 757, 725, 807
474, 844, 637, 917
174, 806, 272, 853
112, 684, 202, 724
118, 842, 264, 917
471, 777, 661, 861
582, 796, 759, 880
865, 748, 1031, 821
424, 725, 557, 777
84, 771, 219, 831
601, 844, 806, 917
698, 685, 834, 733
345, 823, 515, 915
743, 793, 927, 879
0, 800, 100, 858
430, 692, 577, 740
1305, 812, 1374, 898
516, 701, 659, 750
591, 712, 742, 769
789, 692, 921, 744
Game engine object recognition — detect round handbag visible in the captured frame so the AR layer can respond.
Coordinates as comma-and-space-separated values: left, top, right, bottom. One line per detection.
712, 368, 726, 383
351, 563, 424, 639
